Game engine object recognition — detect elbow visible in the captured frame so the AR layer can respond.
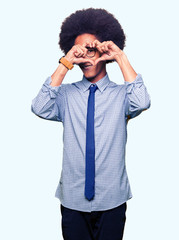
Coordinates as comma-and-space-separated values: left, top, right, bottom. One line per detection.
31, 104, 47, 119
31, 101, 60, 121
31, 101, 43, 117
31, 100, 38, 114
31, 103, 40, 117
31, 103, 36, 114
140, 98, 151, 112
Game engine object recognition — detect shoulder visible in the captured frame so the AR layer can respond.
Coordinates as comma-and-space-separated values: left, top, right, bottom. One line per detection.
108, 80, 126, 92
58, 80, 82, 96
59, 80, 81, 89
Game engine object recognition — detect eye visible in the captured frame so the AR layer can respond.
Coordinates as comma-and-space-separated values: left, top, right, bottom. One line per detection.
86, 47, 96, 51
86, 48, 97, 58
88, 49, 95, 52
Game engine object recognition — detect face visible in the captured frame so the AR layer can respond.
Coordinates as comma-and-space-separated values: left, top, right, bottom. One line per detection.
74, 33, 107, 83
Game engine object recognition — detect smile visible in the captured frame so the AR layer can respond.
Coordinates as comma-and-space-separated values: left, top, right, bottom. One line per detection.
81, 64, 93, 70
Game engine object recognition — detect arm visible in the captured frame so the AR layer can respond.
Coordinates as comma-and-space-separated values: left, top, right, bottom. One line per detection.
31, 75, 66, 122
124, 73, 151, 120
50, 43, 94, 86
31, 44, 94, 121
115, 52, 151, 119
93, 40, 151, 119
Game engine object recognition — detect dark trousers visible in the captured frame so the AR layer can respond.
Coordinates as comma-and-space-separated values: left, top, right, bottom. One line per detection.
60, 202, 127, 240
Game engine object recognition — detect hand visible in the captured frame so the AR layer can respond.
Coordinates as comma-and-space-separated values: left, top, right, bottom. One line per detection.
65, 44, 94, 66
93, 40, 125, 65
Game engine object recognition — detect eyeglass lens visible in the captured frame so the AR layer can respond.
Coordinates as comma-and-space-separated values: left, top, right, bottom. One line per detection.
86, 48, 96, 58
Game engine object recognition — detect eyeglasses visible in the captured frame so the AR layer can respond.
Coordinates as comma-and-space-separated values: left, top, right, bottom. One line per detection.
86, 47, 97, 58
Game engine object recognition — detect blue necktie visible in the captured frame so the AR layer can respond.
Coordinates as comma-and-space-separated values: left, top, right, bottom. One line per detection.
85, 84, 98, 201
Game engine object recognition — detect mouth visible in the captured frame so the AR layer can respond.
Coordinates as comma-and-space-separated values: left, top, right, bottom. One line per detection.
80, 63, 93, 70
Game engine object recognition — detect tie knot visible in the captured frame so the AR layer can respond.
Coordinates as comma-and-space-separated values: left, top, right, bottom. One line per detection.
89, 84, 98, 93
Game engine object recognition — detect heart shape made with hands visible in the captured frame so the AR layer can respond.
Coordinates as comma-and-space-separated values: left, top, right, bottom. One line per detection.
76, 40, 122, 66
76, 51, 113, 67
94, 52, 112, 65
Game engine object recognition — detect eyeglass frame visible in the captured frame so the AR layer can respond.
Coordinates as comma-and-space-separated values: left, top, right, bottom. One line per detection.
86, 47, 97, 58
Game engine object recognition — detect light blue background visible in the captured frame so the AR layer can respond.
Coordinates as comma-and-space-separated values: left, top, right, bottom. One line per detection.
0, 0, 178, 239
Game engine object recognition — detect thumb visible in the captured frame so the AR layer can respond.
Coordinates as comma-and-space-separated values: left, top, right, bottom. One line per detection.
74, 58, 95, 65
94, 57, 106, 65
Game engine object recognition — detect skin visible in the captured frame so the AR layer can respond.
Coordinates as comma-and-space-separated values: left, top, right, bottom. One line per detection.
74, 34, 107, 83
50, 33, 139, 121
65, 34, 107, 83
51, 33, 137, 87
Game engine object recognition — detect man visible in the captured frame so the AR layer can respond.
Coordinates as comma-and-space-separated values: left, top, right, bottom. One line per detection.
31, 8, 151, 240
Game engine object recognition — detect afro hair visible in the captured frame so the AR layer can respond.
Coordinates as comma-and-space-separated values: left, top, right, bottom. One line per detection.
59, 8, 127, 63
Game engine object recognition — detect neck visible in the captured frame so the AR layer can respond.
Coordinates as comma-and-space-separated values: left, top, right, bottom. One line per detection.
86, 69, 107, 83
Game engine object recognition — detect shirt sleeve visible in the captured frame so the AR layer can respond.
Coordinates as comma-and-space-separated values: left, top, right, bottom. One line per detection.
124, 73, 151, 120
31, 76, 66, 122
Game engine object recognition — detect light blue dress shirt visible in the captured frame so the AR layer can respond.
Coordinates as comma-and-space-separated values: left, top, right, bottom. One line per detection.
31, 73, 151, 212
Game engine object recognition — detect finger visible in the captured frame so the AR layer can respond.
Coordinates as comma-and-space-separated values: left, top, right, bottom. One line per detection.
100, 42, 108, 51
77, 46, 85, 56
94, 56, 106, 65
75, 47, 85, 57
92, 40, 99, 48
74, 48, 82, 57
101, 45, 108, 52
74, 46, 85, 57
87, 42, 92, 48
75, 58, 94, 65
93, 40, 103, 51
82, 58, 94, 65
74, 52, 81, 57
95, 44, 103, 53
92, 41, 95, 48
74, 51, 83, 57
107, 41, 113, 48
104, 44, 109, 52
93, 39, 101, 46
98, 42, 108, 53
82, 41, 91, 48
101, 46, 109, 54
82, 42, 86, 48
78, 45, 87, 57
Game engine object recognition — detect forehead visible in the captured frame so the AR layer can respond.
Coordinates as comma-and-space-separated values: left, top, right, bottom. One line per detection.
74, 33, 98, 45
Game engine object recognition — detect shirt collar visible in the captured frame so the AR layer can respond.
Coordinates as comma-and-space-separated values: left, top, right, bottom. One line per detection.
80, 73, 110, 93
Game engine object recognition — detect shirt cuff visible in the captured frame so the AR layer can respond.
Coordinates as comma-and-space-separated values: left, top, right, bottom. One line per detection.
124, 73, 144, 94
42, 76, 63, 98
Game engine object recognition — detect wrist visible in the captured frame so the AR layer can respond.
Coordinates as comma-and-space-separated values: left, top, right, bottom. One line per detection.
114, 52, 127, 66
59, 56, 74, 70
65, 54, 74, 65
114, 54, 122, 67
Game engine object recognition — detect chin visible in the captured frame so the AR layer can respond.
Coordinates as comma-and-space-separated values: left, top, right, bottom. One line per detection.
83, 71, 97, 80
81, 64, 106, 82
84, 74, 96, 80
